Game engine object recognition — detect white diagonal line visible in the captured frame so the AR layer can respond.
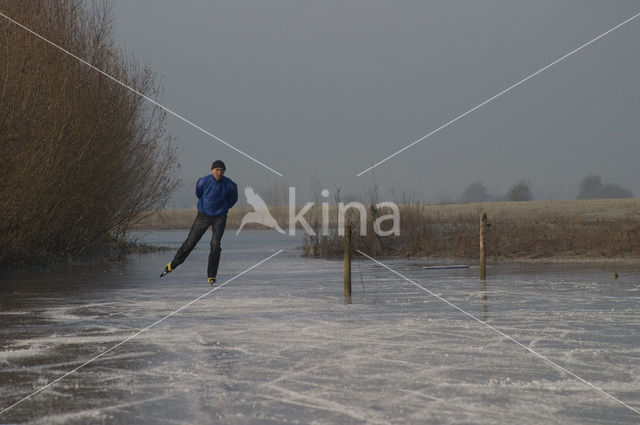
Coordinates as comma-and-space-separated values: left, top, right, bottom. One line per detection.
0, 249, 283, 416
357, 250, 640, 416
0, 11, 283, 177
356, 11, 640, 177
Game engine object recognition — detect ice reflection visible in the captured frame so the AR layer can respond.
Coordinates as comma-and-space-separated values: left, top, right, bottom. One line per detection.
480, 280, 488, 322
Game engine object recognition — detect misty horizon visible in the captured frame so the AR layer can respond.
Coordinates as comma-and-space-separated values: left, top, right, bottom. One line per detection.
111, 0, 640, 208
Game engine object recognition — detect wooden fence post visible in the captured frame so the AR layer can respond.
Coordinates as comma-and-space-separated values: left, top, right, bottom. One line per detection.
480, 213, 487, 280
344, 225, 352, 297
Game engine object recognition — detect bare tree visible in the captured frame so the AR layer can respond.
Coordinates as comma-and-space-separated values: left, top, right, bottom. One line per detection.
577, 174, 603, 199
577, 174, 632, 199
459, 181, 489, 203
506, 180, 533, 201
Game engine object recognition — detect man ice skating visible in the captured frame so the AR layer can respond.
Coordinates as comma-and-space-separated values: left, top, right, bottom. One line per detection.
160, 160, 238, 285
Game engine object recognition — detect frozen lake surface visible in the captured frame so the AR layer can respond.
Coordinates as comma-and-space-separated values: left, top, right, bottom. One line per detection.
1, 230, 640, 424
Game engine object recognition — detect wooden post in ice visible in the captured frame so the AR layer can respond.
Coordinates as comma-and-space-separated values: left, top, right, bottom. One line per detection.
480, 213, 487, 280
344, 224, 352, 297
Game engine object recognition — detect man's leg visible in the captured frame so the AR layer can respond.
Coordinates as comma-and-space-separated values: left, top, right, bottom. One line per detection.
207, 216, 227, 279
171, 212, 211, 269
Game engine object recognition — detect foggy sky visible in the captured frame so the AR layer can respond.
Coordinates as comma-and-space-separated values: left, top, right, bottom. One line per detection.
112, 0, 640, 207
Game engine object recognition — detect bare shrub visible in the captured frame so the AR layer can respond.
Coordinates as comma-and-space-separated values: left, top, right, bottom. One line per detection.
0, 0, 178, 265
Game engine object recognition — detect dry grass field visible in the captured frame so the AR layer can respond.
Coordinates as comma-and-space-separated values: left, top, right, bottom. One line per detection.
423, 198, 640, 221
133, 198, 640, 260
402, 198, 640, 260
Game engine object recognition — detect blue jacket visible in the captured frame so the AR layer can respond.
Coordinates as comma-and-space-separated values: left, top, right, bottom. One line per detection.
196, 175, 238, 216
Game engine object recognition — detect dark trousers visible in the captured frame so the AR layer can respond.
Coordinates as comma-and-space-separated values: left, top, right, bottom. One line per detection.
171, 212, 227, 277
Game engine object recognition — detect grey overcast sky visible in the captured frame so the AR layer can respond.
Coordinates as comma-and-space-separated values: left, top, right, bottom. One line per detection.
112, 0, 640, 207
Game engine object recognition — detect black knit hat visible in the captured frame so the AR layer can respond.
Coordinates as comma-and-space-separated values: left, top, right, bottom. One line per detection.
211, 160, 226, 170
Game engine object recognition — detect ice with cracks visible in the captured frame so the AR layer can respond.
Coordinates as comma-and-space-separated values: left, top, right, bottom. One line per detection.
1, 231, 639, 424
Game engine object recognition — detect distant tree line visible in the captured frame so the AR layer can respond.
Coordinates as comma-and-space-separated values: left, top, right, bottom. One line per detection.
0, 0, 178, 265
458, 180, 534, 203
457, 174, 632, 203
